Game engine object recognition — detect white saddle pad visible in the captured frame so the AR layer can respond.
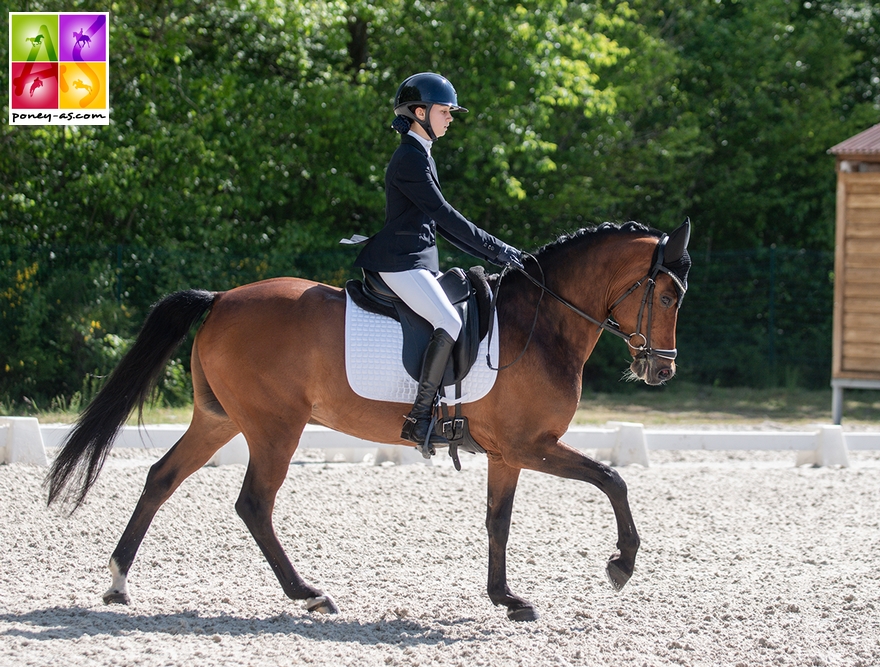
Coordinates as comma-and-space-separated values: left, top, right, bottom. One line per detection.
344, 292, 498, 404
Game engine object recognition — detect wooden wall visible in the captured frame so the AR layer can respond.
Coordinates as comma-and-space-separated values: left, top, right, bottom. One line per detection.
833, 170, 880, 379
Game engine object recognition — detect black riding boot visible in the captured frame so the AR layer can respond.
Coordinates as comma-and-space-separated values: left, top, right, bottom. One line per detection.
401, 328, 456, 458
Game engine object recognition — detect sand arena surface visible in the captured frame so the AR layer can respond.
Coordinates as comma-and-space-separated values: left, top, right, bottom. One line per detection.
1, 447, 879, 666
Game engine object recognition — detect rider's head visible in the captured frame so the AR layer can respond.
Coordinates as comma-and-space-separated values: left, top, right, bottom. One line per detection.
391, 73, 468, 141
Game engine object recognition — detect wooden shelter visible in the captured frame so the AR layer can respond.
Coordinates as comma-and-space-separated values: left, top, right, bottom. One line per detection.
829, 122, 880, 423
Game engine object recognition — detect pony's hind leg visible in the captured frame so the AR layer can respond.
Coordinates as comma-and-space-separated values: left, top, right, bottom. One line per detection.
234, 423, 338, 614
103, 414, 239, 604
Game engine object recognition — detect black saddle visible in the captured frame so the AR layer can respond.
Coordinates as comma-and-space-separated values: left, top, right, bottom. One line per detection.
345, 266, 492, 388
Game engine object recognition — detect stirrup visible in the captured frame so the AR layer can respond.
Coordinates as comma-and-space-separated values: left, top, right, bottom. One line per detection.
417, 412, 440, 459
401, 413, 444, 458
416, 439, 435, 459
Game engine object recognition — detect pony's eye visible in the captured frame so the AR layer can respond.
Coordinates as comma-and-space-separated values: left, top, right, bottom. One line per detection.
660, 295, 674, 308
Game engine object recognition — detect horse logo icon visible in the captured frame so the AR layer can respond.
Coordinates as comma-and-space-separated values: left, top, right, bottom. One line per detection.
72, 79, 93, 95
29, 77, 43, 97
73, 29, 91, 49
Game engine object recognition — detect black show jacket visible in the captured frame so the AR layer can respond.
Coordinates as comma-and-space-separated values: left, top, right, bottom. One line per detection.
354, 134, 507, 273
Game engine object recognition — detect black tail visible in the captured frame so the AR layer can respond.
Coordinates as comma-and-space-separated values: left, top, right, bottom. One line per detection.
45, 289, 216, 510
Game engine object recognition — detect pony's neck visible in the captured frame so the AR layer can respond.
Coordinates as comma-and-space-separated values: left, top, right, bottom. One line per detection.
531, 231, 656, 372
538, 243, 617, 363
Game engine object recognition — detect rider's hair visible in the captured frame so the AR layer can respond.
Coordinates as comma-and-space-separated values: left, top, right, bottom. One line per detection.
391, 115, 412, 134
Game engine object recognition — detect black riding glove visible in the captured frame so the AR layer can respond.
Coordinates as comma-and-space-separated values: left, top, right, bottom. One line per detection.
495, 244, 525, 270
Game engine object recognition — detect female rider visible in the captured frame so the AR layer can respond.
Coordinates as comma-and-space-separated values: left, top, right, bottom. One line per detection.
354, 72, 524, 457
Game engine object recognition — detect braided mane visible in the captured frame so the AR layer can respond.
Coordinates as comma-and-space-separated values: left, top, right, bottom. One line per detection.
533, 221, 660, 262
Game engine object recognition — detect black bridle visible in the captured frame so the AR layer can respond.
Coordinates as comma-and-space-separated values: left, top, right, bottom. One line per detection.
488, 234, 684, 371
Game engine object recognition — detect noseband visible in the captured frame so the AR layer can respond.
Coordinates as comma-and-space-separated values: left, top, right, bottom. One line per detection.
489, 234, 683, 371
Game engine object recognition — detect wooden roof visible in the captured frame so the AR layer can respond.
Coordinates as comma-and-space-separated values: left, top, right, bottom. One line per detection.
830, 123, 880, 156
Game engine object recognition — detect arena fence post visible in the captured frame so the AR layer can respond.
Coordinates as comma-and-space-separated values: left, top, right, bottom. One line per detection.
0, 417, 48, 465
606, 421, 650, 467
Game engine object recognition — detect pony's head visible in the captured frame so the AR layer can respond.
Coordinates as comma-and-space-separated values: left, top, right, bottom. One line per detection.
614, 218, 691, 385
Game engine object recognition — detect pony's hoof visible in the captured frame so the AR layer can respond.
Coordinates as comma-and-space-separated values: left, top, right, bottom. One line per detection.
507, 605, 539, 622
102, 589, 130, 605
304, 595, 339, 614
605, 558, 632, 592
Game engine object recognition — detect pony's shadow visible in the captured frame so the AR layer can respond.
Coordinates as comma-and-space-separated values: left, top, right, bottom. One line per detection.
0, 606, 477, 647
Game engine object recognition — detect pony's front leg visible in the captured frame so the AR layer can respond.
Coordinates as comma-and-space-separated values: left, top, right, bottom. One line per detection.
486, 457, 539, 621
507, 438, 640, 593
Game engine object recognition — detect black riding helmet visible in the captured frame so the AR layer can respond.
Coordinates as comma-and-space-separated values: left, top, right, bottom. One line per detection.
393, 72, 468, 140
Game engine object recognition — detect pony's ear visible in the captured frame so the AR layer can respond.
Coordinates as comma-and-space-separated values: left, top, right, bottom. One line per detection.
665, 217, 691, 263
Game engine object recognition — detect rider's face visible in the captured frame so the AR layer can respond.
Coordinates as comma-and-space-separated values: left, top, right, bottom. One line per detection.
428, 105, 453, 139
415, 105, 453, 140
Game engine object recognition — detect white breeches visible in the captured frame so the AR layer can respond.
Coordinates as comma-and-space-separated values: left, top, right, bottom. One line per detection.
379, 268, 462, 340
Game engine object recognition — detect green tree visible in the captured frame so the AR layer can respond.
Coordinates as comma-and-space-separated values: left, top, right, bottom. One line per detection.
630, 0, 879, 251
3, 0, 880, 404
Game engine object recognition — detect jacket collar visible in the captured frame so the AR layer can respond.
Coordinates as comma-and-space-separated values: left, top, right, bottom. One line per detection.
402, 131, 432, 156
400, 132, 439, 184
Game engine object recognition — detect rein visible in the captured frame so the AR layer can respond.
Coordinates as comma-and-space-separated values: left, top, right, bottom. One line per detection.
487, 234, 680, 371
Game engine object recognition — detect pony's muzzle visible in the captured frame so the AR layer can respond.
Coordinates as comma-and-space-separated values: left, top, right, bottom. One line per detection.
630, 353, 676, 386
